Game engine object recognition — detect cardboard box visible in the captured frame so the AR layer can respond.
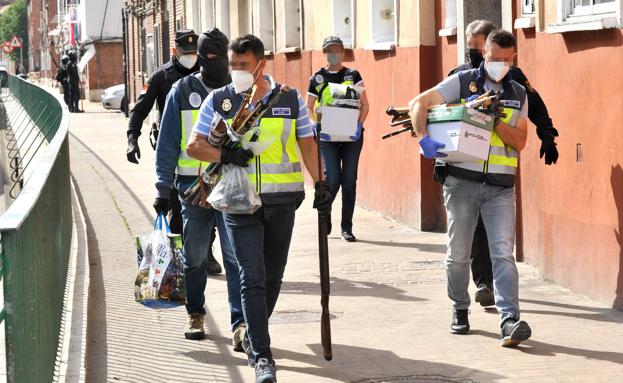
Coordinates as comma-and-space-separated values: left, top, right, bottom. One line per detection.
319, 106, 360, 142
424, 105, 494, 163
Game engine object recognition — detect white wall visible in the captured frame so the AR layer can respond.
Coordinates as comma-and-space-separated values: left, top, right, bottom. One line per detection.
79, 0, 123, 41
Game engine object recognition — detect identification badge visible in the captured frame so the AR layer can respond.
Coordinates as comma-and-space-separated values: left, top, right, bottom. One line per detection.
222, 98, 233, 112
315, 74, 324, 84
189, 92, 202, 108
469, 81, 478, 93
500, 100, 521, 109
272, 107, 291, 116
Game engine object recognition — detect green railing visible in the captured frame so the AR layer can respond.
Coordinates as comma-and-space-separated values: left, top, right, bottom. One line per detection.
0, 75, 72, 382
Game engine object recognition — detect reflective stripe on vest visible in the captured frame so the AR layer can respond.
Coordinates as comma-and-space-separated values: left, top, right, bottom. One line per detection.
177, 109, 206, 176
225, 117, 304, 195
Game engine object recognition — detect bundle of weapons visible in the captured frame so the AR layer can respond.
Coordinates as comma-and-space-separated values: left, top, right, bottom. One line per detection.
182, 85, 289, 207
382, 106, 415, 139
465, 89, 505, 119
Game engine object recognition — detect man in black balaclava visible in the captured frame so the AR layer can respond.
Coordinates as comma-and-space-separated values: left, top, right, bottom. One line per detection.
153, 28, 245, 349
56, 55, 71, 109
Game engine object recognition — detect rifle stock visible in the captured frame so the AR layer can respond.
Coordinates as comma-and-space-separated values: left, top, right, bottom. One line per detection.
316, 120, 333, 361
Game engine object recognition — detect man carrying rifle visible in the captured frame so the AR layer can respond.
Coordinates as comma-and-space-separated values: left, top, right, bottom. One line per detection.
187, 34, 331, 383
439, 20, 560, 309
154, 29, 245, 349
409, 29, 532, 347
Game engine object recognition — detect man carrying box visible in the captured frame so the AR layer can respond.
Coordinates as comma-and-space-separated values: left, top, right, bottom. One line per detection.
408, 29, 532, 347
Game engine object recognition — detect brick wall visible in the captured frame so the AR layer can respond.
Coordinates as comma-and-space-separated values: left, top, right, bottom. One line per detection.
28, 0, 42, 71
85, 41, 124, 101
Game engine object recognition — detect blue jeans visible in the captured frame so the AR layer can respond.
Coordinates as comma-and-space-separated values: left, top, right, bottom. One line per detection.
224, 203, 297, 362
320, 135, 364, 233
443, 176, 520, 324
176, 180, 244, 332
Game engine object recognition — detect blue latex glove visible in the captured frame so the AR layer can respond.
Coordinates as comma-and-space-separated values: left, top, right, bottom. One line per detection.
419, 136, 447, 159
319, 132, 331, 141
350, 122, 363, 141
466, 94, 481, 102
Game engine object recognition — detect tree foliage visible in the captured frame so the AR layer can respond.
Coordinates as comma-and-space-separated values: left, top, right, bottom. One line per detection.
0, 0, 28, 68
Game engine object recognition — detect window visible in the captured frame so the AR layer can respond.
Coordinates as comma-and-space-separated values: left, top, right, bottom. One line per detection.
154, 24, 161, 68
283, 0, 302, 51
145, 34, 155, 75
201, 0, 216, 31
515, 0, 536, 29
547, 0, 619, 33
332, 0, 354, 48
252, 0, 275, 52
215, 0, 230, 37
439, 0, 457, 37
365, 0, 396, 50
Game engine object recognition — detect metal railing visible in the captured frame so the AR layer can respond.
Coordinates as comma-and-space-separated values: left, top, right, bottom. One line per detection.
0, 75, 72, 382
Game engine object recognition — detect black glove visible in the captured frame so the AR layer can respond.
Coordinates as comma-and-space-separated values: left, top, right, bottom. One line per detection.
127, 138, 141, 164
153, 198, 170, 215
539, 129, 559, 165
313, 181, 332, 213
220, 147, 254, 167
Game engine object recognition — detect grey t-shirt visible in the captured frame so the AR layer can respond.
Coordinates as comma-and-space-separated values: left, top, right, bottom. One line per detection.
434, 73, 528, 118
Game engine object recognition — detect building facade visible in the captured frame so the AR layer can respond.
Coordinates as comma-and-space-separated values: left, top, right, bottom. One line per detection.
122, 0, 623, 310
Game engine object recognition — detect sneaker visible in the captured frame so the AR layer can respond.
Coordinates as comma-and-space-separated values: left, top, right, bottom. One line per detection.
232, 323, 246, 352
501, 318, 531, 347
450, 309, 470, 334
207, 252, 223, 275
184, 313, 206, 340
474, 283, 495, 307
255, 358, 277, 383
341, 230, 356, 242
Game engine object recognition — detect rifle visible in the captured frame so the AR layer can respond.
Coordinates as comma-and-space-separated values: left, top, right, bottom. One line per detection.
315, 118, 333, 362
382, 106, 416, 139
182, 85, 289, 206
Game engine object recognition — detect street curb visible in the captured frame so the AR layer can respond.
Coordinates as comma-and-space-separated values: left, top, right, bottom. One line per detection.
53, 178, 90, 383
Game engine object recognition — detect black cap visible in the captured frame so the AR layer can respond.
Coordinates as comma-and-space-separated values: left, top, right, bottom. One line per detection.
175, 29, 199, 54
322, 36, 344, 50
197, 28, 229, 58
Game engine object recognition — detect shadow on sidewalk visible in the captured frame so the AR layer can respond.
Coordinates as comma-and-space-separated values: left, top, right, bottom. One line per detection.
471, 329, 623, 366
74, 176, 109, 382
356, 239, 447, 254
520, 298, 623, 324
272, 344, 505, 382
69, 132, 153, 223
281, 276, 424, 302
611, 164, 623, 311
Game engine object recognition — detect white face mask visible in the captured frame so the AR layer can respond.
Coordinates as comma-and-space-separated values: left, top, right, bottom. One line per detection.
230, 61, 261, 94
178, 54, 197, 69
485, 61, 511, 82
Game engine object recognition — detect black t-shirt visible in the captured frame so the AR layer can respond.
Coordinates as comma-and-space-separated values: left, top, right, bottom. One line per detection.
307, 67, 363, 99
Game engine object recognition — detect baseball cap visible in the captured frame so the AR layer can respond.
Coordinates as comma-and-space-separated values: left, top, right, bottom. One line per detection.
175, 29, 199, 54
322, 36, 344, 50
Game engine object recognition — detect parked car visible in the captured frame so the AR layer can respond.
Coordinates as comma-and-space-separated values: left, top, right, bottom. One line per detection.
102, 84, 127, 113
0, 65, 7, 87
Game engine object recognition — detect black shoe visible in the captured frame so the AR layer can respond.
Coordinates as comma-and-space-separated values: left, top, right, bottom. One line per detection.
207, 253, 223, 275
501, 318, 531, 347
342, 230, 356, 242
255, 358, 277, 383
475, 283, 495, 307
450, 309, 470, 334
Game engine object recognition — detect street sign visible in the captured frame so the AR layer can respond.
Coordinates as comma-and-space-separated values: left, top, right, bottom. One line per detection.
10, 35, 22, 48
2, 41, 13, 54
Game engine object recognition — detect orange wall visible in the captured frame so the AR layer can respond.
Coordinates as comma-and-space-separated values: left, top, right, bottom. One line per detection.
266, 46, 445, 231
516, 27, 623, 308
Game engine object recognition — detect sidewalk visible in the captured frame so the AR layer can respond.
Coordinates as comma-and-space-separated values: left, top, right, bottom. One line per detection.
69, 101, 623, 383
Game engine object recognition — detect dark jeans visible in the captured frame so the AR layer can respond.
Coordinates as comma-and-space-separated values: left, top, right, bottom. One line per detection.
471, 215, 493, 288
224, 203, 297, 362
319, 135, 364, 232
176, 181, 244, 332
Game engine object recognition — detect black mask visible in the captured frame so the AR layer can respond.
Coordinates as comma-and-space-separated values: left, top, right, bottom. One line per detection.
199, 56, 230, 89
468, 49, 484, 68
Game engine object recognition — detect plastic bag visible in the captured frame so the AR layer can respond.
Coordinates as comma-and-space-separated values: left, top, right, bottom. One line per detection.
207, 164, 262, 214
134, 214, 186, 304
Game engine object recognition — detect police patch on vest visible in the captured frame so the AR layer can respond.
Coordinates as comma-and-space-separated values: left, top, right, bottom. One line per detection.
272, 107, 291, 116
222, 98, 233, 112
315, 74, 324, 84
501, 100, 521, 109
189, 92, 202, 108
469, 81, 478, 93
